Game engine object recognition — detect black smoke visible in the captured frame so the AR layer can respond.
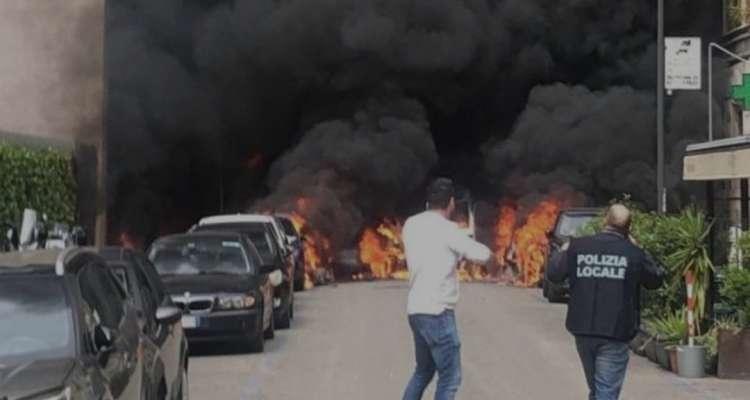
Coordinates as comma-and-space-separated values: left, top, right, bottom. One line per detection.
106, 0, 721, 245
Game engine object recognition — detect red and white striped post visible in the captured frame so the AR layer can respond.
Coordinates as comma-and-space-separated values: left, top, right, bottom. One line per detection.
685, 271, 696, 346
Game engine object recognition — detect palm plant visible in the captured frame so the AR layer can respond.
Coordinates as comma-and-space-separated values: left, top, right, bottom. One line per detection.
645, 309, 688, 345
664, 207, 714, 338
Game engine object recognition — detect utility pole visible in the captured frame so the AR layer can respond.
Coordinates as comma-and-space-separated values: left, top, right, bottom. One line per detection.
657, 0, 666, 213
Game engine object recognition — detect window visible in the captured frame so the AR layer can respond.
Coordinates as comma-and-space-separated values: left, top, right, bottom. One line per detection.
0, 276, 74, 359
78, 263, 125, 329
149, 236, 253, 275
135, 255, 167, 305
726, 0, 750, 32
133, 266, 158, 334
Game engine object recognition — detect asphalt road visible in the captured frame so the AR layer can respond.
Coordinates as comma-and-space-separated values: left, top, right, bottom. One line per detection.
188, 281, 750, 400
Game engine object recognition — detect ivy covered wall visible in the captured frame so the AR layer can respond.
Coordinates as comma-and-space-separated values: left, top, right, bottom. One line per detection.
0, 141, 76, 225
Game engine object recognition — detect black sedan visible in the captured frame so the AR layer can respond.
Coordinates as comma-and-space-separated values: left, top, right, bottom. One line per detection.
0, 248, 162, 399
100, 247, 189, 400
274, 214, 306, 291
148, 232, 277, 352
192, 219, 295, 330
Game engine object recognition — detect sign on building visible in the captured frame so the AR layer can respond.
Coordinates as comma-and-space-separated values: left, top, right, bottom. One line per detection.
665, 37, 702, 91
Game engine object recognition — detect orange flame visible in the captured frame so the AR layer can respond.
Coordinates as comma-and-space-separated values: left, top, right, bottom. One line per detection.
289, 198, 333, 289
358, 219, 405, 279
494, 204, 517, 268
118, 232, 139, 250
512, 199, 562, 287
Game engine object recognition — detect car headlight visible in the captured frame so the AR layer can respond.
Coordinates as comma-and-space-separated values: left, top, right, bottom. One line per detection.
217, 294, 256, 310
35, 387, 72, 400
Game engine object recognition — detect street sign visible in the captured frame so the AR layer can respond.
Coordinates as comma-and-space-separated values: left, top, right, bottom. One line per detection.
732, 74, 750, 110
665, 37, 702, 90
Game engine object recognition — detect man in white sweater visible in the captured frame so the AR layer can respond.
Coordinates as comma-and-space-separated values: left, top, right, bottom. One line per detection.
401, 178, 491, 400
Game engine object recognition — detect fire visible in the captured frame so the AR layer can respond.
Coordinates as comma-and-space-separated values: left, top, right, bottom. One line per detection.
118, 232, 139, 250
493, 198, 566, 287
494, 204, 517, 268
289, 198, 333, 289
358, 219, 405, 279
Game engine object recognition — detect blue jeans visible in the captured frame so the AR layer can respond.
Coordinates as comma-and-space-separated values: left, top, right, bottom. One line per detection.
575, 336, 630, 400
403, 310, 461, 400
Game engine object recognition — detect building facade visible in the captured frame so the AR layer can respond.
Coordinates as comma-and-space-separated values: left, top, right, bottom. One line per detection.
0, 0, 106, 244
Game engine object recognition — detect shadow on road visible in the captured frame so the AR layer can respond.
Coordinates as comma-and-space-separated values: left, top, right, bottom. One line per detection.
188, 292, 315, 357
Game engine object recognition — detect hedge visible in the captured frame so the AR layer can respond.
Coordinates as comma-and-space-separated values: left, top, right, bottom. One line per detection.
0, 141, 76, 225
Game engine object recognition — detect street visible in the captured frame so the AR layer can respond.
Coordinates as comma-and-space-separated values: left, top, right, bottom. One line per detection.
188, 282, 750, 400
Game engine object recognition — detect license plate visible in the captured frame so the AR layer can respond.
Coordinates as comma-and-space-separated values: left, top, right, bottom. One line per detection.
181, 315, 197, 329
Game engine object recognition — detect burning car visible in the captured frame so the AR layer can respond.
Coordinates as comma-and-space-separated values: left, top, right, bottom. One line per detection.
542, 207, 602, 303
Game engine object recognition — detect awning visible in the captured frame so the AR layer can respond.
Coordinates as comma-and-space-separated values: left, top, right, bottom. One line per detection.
683, 136, 750, 181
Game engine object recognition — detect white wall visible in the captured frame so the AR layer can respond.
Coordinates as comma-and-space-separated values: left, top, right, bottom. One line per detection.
0, 0, 104, 140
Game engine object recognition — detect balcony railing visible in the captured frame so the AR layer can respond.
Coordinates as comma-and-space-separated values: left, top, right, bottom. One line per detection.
726, 0, 750, 33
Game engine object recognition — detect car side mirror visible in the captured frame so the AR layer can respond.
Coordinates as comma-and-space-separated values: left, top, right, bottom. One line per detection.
156, 305, 182, 323
93, 325, 114, 365
260, 263, 279, 275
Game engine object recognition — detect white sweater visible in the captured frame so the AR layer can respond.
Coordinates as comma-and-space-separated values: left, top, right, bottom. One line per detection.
403, 211, 491, 315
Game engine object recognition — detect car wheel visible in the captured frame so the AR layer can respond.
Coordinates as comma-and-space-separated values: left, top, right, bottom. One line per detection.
264, 309, 275, 339
542, 279, 549, 298
275, 304, 291, 330
294, 276, 305, 291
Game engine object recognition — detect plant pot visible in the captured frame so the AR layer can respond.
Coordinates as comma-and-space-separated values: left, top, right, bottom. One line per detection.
655, 342, 671, 370
717, 328, 750, 380
630, 331, 648, 356
677, 345, 707, 378
705, 354, 718, 376
644, 338, 658, 363
667, 345, 679, 374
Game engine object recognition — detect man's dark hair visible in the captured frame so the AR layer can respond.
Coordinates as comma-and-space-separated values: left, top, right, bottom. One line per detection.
426, 178, 455, 210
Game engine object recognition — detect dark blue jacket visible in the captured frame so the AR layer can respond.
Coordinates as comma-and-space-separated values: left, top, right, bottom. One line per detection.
548, 231, 665, 341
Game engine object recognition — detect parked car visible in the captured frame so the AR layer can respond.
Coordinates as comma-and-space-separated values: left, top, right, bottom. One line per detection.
148, 232, 276, 352
99, 247, 189, 400
332, 248, 366, 280
192, 215, 295, 329
542, 208, 602, 303
0, 248, 171, 399
275, 214, 306, 291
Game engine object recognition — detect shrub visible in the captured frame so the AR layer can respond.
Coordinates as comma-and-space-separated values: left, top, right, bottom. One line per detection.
645, 309, 688, 344
0, 142, 76, 225
720, 267, 750, 327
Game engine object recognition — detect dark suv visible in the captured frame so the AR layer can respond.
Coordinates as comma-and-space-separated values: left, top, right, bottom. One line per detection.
0, 248, 162, 399
148, 232, 276, 352
543, 208, 601, 303
100, 247, 189, 400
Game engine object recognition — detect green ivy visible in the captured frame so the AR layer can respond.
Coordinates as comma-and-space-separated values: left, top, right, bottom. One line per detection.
0, 142, 76, 225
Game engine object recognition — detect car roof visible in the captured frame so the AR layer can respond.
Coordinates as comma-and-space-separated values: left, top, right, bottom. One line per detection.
559, 207, 602, 216
199, 214, 275, 225
0, 248, 102, 275
98, 246, 136, 262
155, 231, 246, 242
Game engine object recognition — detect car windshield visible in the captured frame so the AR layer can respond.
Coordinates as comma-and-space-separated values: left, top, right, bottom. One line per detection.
0, 275, 74, 360
149, 237, 252, 276
194, 223, 277, 264
278, 218, 298, 237
555, 214, 597, 238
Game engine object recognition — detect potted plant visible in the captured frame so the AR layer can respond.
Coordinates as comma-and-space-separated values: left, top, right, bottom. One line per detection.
665, 208, 713, 378
645, 310, 687, 372
717, 266, 750, 380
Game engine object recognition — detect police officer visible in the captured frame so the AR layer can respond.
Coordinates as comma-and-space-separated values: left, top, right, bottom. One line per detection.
548, 204, 665, 400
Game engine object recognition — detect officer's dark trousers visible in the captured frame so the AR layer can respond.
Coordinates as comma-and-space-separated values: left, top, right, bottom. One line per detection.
575, 336, 630, 400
